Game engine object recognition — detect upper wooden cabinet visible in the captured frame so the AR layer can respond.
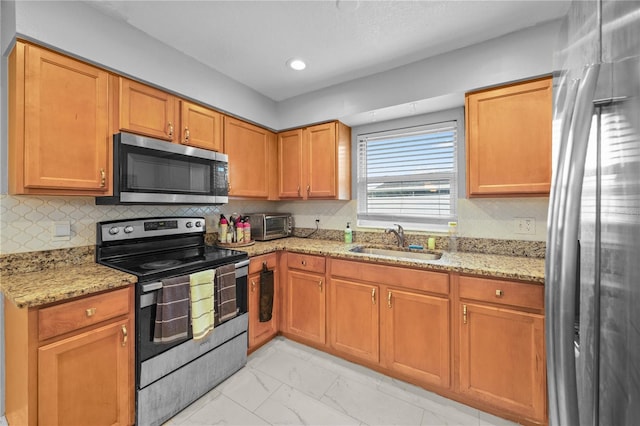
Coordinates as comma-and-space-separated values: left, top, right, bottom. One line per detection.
9, 41, 111, 195
118, 78, 177, 141
117, 78, 223, 151
465, 76, 552, 197
224, 117, 277, 199
180, 100, 223, 151
278, 121, 351, 200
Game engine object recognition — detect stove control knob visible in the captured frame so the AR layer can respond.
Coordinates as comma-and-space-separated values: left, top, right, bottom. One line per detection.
195, 221, 202, 228
124, 226, 134, 234
108, 227, 120, 235
186, 221, 193, 228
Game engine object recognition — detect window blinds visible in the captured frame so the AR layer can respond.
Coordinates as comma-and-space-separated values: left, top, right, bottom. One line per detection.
357, 121, 458, 227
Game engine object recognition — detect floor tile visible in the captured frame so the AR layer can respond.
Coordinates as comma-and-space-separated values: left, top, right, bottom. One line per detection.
254, 384, 360, 425
216, 366, 282, 411
321, 375, 426, 425
180, 393, 270, 425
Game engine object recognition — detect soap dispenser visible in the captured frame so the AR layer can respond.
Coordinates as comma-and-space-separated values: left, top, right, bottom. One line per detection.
344, 222, 353, 244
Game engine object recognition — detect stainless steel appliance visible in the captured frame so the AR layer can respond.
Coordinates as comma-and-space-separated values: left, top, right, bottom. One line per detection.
96, 217, 249, 426
248, 212, 293, 240
96, 132, 229, 205
546, 1, 640, 425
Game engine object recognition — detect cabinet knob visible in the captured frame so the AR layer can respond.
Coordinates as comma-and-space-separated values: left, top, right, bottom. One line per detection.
301, 260, 307, 266
86, 307, 96, 317
495, 289, 504, 297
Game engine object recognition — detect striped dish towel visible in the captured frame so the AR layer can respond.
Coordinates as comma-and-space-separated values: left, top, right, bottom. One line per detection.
153, 275, 190, 343
216, 263, 237, 322
190, 269, 216, 340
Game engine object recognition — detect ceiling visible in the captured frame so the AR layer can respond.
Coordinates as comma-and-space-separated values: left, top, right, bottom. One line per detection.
85, 0, 570, 104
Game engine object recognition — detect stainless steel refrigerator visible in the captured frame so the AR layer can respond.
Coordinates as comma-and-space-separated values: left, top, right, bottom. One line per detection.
546, 1, 640, 425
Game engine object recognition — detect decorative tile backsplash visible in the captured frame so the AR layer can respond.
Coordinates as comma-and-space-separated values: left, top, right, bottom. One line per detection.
0, 195, 549, 255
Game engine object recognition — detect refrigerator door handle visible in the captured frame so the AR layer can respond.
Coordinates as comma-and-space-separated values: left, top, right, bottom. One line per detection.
546, 63, 600, 426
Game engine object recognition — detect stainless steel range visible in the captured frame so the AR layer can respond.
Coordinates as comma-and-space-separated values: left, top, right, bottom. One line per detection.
96, 217, 249, 426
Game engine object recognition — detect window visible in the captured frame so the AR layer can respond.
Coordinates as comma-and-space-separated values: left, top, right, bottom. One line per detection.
357, 121, 458, 231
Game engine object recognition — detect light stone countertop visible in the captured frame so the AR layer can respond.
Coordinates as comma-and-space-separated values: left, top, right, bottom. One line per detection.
1, 237, 544, 309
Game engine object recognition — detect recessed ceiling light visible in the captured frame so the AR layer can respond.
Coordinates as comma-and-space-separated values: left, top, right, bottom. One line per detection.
287, 58, 307, 71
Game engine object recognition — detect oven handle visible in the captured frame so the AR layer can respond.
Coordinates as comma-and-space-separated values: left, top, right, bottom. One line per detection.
141, 259, 249, 294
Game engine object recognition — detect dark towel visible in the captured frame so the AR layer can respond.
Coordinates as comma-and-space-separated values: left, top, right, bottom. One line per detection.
216, 263, 237, 322
259, 263, 274, 322
153, 275, 190, 343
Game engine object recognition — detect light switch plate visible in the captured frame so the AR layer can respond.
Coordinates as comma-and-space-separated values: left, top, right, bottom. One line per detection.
52, 221, 71, 241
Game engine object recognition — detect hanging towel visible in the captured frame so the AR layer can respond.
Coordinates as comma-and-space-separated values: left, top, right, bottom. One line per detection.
190, 269, 216, 340
216, 263, 237, 322
259, 263, 274, 322
153, 275, 190, 344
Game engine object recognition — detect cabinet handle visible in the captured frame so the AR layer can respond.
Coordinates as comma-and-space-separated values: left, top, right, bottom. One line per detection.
387, 291, 392, 308
306, 184, 310, 194
251, 280, 256, 292
99, 169, 106, 188
297, 185, 301, 196
184, 127, 190, 142
228, 182, 231, 193
495, 289, 504, 297
371, 288, 376, 305
121, 325, 128, 347
463, 304, 468, 324
318, 279, 323, 292
168, 122, 174, 138
86, 307, 96, 317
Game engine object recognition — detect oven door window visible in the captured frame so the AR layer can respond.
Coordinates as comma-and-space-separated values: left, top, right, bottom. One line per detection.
123, 145, 213, 195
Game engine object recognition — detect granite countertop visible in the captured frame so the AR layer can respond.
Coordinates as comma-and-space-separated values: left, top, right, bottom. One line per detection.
1, 237, 544, 310
234, 237, 545, 284
1, 263, 137, 309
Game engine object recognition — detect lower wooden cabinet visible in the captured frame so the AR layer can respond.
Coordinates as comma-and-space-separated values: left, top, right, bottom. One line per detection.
284, 253, 326, 345
248, 253, 279, 352
5, 286, 134, 426
328, 259, 451, 388
457, 275, 546, 423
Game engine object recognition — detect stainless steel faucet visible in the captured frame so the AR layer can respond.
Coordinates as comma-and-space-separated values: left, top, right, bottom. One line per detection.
385, 224, 405, 247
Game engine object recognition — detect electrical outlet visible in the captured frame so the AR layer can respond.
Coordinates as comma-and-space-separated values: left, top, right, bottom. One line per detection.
514, 217, 536, 235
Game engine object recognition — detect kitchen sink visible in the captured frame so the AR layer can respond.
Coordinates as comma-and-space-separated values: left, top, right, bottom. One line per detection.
349, 246, 442, 261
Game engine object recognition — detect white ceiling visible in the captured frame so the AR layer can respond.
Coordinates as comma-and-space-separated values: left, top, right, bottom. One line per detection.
85, 0, 570, 103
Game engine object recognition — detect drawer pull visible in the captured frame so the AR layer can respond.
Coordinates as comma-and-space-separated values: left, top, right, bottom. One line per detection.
495, 289, 504, 297
371, 288, 376, 305
86, 307, 96, 317
121, 325, 128, 347
301, 260, 307, 266
463, 304, 468, 324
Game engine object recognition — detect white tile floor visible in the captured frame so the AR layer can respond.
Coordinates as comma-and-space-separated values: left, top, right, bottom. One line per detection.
165, 337, 519, 426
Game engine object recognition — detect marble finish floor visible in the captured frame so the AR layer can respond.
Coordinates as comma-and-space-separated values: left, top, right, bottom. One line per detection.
165, 336, 519, 426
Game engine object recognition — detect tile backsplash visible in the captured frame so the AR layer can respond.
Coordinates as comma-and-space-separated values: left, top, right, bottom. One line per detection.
0, 195, 548, 255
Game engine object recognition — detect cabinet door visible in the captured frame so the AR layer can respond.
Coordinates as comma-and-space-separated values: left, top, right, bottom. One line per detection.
466, 77, 552, 196
286, 270, 326, 344
248, 269, 278, 350
119, 78, 176, 141
38, 320, 130, 426
278, 129, 304, 198
305, 122, 337, 198
225, 117, 276, 198
329, 278, 379, 363
16, 43, 109, 192
382, 287, 450, 388
458, 303, 546, 421
181, 100, 223, 151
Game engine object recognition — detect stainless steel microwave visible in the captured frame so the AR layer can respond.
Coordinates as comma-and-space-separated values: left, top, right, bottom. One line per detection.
96, 132, 228, 205
248, 213, 293, 240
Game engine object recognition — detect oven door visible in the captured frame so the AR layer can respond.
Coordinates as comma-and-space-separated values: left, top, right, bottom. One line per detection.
137, 259, 248, 363
96, 132, 228, 205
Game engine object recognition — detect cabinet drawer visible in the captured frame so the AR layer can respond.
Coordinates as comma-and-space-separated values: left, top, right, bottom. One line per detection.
39, 287, 130, 340
458, 276, 543, 310
249, 253, 277, 274
287, 253, 325, 273
331, 259, 449, 296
